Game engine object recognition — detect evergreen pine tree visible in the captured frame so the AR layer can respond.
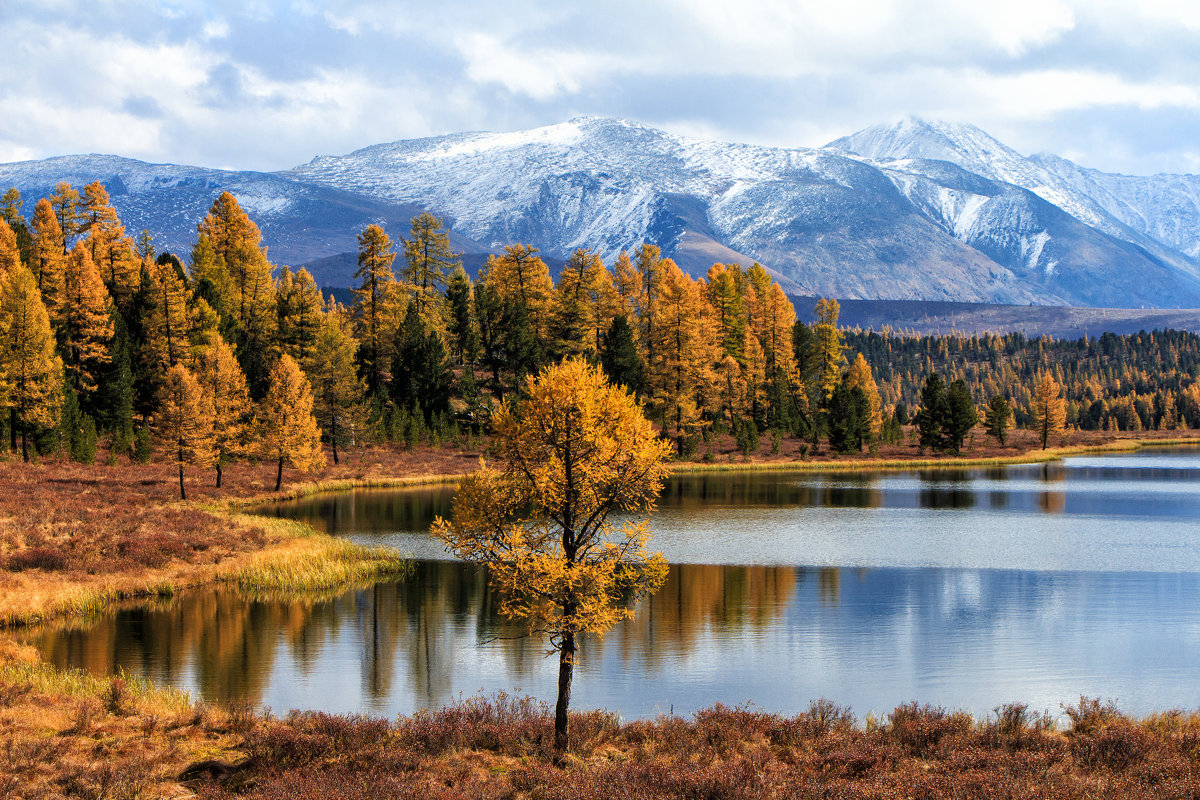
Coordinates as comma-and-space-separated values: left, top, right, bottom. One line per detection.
985, 395, 1013, 445
599, 314, 645, 395
390, 304, 452, 421
445, 265, 478, 365
944, 379, 978, 452
915, 373, 947, 452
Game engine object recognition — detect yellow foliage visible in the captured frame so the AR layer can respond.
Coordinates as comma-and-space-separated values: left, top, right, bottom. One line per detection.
196, 337, 253, 479
846, 352, 883, 436
1033, 370, 1067, 449
259, 354, 326, 487
0, 266, 64, 459
0, 217, 20, 279
433, 358, 670, 644
29, 198, 65, 307
57, 243, 114, 393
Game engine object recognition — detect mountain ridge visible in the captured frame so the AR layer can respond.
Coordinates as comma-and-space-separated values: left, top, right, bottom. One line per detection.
2, 117, 1199, 309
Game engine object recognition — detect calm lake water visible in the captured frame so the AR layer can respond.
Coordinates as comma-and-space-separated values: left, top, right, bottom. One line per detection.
22, 448, 1200, 720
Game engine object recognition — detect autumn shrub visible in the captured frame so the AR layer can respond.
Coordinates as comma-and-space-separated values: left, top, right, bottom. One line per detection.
116, 532, 193, 568
886, 702, 974, 757
5, 547, 67, 572
394, 692, 554, 756
246, 711, 393, 769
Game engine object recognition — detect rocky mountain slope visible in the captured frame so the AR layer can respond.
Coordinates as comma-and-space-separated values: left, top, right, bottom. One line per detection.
2, 117, 1199, 308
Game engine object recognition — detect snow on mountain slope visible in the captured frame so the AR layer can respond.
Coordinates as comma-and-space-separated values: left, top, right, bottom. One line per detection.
4, 117, 1200, 307
826, 117, 1200, 279
288, 116, 1200, 306
0, 155, 474, 268
1031, 152, 1200, 259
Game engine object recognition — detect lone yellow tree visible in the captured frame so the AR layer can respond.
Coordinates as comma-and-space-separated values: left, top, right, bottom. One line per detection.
1033, 370, 1067, 449
259, 354, 325, 491
433, 358, 670, 753
156, 364, 216, 500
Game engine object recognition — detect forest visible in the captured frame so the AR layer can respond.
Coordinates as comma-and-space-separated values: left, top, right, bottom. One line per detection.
0, 181, 1196, 489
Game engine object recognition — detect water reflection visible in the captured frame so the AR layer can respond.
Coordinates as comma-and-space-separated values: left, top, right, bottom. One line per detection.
22, 562, 1200, 719
23, 448, 1200, 719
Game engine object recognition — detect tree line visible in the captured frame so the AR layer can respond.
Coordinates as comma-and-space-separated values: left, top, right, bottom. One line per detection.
0, 181, 1185, 488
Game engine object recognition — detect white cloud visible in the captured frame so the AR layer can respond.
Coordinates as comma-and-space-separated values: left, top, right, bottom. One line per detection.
2, 0, 1199, 174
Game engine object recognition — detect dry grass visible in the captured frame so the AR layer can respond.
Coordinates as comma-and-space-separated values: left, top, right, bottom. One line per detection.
0, 638, 244, 800
169, 694, 1200, 800
0, 442, 474, 627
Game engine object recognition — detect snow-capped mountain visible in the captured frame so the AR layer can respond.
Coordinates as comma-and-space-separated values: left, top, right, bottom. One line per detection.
0, 154, 485, 284
2, 116, 1200, 308
826, 117, 1200, 281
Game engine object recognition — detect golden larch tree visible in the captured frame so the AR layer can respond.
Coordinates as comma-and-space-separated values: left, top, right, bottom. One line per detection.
759, 283, 799, 377
845, 352, 883, 437
433, 358, 670, 753
275, 266, 324, 363
145, 259, 191, 371
259, 354, 325, 491
483, 244, 554, 338
811, 297, 845, 401
1033, 370, 1067, 449
0, 266, 65, 461
29, 198, 65, 306
610, 250, 640, 316
551, 248, 606, 358
634, 244, 667, 366
196, 338, 253, 487
57, 243, 114, 394
0, 217, 21, 280
402, 212, 459, 326
705, 263, 747, 361
304, 312, 364, 465
157, 364, 216, 500
80, 181, 139, 300
353, 224, 402, 395
648, 262, 718, 454
49, 183, 83, 253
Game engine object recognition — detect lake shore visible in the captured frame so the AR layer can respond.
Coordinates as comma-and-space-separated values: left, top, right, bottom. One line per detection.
2, 428, 1198, 629
3, 429, 1200, 796
3, 649, 1197, 800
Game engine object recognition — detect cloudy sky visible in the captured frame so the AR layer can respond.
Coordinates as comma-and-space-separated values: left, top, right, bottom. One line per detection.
2, 0, 1199, 175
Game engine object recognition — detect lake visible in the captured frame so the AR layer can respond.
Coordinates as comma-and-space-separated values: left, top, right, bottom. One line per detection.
21, 448, 1200, 721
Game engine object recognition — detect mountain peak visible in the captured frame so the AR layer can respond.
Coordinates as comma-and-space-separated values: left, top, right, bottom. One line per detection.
824, 117, 1015, 166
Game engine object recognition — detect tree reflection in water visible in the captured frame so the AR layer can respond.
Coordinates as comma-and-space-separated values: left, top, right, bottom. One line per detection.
19, 561, 798, 709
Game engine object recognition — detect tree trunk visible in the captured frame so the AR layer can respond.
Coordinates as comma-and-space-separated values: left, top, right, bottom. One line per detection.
554, 631, 575, 753
215, 460, 223, 488
331, 412, 339, 465
179, 461, 187, 500
275, 456, 284, 491
8, 408, 15, 453
20, 418, 28, 463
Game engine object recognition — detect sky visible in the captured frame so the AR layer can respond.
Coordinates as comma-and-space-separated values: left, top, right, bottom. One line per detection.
2, 0, 1199, 176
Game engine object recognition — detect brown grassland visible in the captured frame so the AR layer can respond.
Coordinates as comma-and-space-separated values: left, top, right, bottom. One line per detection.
1, 429, 1200, 797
